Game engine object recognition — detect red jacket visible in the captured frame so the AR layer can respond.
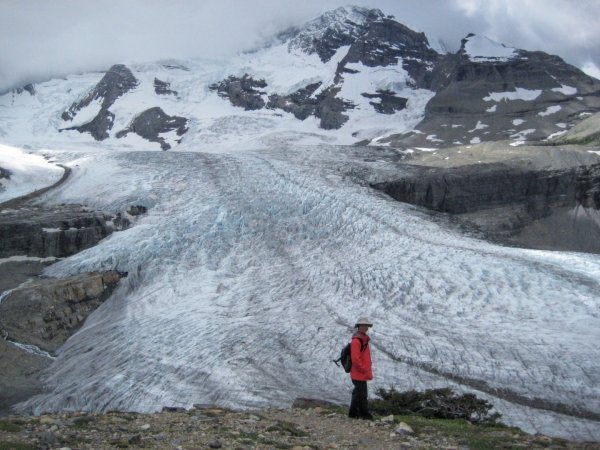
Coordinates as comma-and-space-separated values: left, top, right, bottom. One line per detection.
350, 332, 373, 381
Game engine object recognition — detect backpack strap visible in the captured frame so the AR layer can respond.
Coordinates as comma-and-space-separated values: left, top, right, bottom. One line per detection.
352, 335, 368, 352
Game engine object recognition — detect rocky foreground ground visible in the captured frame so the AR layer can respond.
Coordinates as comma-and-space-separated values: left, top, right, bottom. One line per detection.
1, 404, 599, 450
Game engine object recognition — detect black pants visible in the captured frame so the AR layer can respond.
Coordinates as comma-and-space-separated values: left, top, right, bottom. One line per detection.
349, 380, 372, 419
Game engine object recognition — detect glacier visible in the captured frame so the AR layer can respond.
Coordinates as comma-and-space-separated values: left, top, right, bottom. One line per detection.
11, 144, 600, 441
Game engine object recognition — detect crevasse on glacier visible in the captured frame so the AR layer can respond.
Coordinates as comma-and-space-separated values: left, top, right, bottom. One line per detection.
19, 146, 600, 440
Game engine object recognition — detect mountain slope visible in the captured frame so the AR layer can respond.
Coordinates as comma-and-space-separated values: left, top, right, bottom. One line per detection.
1, 6, 599, 152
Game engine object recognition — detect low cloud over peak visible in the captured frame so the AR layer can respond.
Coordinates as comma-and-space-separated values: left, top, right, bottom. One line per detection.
1, 0, 598, 93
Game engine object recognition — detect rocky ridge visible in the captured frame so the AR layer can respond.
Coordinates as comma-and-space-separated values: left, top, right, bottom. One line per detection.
0, 403, 597, 450
61, 64, 139, 141
371, 141, 600, 253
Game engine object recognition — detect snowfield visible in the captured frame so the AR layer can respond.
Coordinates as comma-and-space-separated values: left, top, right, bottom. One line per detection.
9, 145, 600, 441
0, 144, 64, 202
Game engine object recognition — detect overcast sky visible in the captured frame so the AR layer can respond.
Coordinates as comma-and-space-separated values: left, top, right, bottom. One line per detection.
1, 0, 599, 93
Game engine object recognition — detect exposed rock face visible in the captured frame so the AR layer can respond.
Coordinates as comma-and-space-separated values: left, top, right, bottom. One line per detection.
0, 269, 126, 414
67, 109, 115, 141
0, 205, 115, 258
361, 90, 408, 114
210, 6, 600, 139
371, 143, 600, 253
267, 82, 323, 120
213, 75, 355, 129
153, 78, 178, 96
335, 17, 438, 89
313, 86, 354, 129
0, 339, 48, 416
0, 166, 11, 182
209, 74, 267, 110
374, 163, 600, 214
286, 6, 438, 86
385, 34, 600, 147
115, 107, 188, 150
286, 6, 379, 62
0, 258, 56, 293
13, 84, 36, 96
0, 271, 125, 354
61, 64, 138, 140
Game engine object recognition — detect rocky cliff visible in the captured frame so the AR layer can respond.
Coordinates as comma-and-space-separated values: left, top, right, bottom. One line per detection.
372, 142, 600, 253
0, 271, 124, 354
0, 205, 115, 258
386, 34, 600, 147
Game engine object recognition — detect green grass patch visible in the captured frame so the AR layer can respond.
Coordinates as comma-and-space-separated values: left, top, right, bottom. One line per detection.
0, 422, 21, 433
318, 404, 347, 416
396, 415, 526, 450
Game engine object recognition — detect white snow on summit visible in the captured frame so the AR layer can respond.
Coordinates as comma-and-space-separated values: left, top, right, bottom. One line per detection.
287, 6, 382, 56
464, 35, 517, 62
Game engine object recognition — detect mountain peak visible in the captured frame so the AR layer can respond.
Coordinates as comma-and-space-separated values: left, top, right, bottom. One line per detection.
287, 6, 385, 62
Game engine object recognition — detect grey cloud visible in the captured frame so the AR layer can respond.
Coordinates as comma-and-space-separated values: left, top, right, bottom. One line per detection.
1, 0, 599, 93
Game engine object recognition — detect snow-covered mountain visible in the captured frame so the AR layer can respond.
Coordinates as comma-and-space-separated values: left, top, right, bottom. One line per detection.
1, 6, 599, 152
1, 6, 600, 441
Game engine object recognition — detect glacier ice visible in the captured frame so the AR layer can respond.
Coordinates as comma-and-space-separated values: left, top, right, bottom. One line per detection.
14, 145, 600, 440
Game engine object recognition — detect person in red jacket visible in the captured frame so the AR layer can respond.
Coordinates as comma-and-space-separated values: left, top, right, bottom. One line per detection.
348, 316, 374, 420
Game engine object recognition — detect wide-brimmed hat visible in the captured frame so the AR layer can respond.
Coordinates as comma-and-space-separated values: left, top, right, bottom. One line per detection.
355, 317, 373, 327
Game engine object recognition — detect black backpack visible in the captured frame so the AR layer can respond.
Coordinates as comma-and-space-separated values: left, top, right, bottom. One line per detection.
333, 336, 367, 373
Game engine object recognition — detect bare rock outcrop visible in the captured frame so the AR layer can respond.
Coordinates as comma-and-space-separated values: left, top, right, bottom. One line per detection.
0, 271, 125, 354
0, 270, 126, 415
0, 205, 115, 258
116, 107, 188, 150
210, 74, 268, 111
371, 143, 600, 253
61, 64, 139, 140
153, 78, 178, 96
